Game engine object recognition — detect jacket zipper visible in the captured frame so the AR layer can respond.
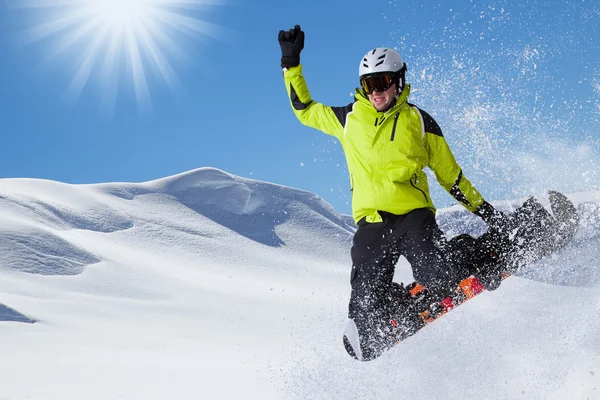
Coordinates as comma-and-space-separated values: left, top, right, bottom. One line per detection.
410, 174, 429, 202
390, 113, 399, 141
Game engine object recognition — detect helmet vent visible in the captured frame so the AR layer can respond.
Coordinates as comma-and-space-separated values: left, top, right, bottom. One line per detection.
375, 60, 384, 66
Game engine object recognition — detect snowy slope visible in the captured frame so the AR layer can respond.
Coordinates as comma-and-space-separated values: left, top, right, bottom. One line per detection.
1, 168, 599, 400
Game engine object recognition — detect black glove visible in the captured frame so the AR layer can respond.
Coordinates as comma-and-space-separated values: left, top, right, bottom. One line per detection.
475, 201, 508, 232
278, 24, 304, 69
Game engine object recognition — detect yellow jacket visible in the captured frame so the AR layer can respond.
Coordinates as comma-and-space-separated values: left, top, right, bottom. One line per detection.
284, 65, 485, 224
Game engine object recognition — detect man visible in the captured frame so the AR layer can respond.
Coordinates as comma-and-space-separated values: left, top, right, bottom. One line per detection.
278, 25, 504, 360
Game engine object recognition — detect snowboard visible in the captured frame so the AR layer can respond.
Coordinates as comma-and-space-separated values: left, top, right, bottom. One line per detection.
344, 191, 580, 361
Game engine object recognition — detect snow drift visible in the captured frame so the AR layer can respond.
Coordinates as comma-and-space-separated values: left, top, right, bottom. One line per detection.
1, 168, 599, 400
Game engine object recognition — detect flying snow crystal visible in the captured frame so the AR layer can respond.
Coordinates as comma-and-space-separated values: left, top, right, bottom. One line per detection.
594, 77, 600, 114
8, 0, 227, 118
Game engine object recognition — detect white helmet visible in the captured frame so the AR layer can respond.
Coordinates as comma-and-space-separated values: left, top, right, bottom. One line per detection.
359, 48, 405, 77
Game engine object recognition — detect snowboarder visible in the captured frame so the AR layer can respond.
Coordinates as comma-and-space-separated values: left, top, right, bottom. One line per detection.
278, 25, 507, 360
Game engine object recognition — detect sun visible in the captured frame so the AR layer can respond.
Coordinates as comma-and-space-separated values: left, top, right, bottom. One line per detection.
7, 0, 228, 119
90, 0, 150, 27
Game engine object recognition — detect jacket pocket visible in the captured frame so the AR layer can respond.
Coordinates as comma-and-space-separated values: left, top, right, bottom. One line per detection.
386, 159, 418, 182
410, 174, 428, 202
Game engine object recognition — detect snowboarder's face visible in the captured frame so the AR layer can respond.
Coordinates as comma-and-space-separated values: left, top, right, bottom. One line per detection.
368, 83, 397, 112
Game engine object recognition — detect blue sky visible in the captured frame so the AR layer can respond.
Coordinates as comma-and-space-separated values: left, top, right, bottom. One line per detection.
1, 0, 599, 215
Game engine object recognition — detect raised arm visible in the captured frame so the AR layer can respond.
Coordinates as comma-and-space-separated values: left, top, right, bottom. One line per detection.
279, 25, 352, 138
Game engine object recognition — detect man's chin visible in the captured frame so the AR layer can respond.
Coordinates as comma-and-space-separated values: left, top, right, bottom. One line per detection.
371, 99, 390, 111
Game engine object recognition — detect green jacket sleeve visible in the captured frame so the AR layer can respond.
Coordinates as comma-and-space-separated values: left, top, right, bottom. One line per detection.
425, 124, 485, 213
283, 65, 346, 138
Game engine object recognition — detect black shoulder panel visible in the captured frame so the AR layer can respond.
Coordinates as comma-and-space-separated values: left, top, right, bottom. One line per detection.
331, 102, 355, 127
412, 106, 443, 137
290, 83, 313, 110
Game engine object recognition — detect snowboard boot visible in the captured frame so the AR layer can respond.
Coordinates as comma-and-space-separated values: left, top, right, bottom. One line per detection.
389, 282, 425, 321
474, 249, 503, 291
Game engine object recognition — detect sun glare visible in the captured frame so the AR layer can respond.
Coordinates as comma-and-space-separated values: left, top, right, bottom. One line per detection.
89, 0, 150, 28
8, 0, 228, 119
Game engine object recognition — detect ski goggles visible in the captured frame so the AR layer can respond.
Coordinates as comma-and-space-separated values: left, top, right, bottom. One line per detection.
360, 72, 397, 94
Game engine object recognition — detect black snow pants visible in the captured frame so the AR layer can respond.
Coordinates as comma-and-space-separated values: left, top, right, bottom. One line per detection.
345, 208, 465, 361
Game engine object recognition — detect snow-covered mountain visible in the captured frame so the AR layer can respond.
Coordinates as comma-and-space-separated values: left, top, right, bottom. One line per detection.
1, 168, 600, 400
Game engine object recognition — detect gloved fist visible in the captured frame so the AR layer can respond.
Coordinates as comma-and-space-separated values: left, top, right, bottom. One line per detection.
475, 201, 508, 232
278, 24, 304, 69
